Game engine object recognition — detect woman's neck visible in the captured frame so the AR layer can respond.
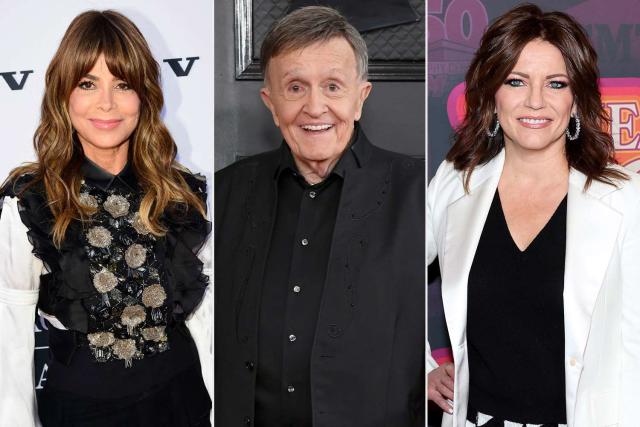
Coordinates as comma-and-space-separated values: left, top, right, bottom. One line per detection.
82, 143, 129, 175
502, 140, 569, 187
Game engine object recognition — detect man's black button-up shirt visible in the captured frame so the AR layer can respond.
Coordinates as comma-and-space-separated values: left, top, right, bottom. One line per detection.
254, 141, 361, 427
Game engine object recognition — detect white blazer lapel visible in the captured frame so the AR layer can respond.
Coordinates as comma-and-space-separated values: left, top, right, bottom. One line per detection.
563, 169, 622, 423
441, 152, 504, 348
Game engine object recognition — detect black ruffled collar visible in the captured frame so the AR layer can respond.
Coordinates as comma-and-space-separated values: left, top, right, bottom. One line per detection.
81, 157, 138, 192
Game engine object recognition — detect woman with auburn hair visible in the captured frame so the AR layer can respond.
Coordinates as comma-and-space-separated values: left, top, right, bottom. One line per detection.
427, 4, 640, 427
0, 10, 211, 426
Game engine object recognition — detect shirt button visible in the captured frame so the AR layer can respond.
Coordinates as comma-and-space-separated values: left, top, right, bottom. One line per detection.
569, 358, 577, 367
293, 285, 301, 293
288, 334, 297, 342
309, 191, 317, 199
287, 385, 295, 393
301, 238, 309, 246
245, 361, 255, 371
244, 416, 251, 426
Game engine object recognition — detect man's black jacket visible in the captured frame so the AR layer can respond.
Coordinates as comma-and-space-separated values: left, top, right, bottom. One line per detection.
215, 130, 425, 427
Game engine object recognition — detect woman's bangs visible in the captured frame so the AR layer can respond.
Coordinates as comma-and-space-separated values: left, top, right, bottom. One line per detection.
101, 30, 144, 93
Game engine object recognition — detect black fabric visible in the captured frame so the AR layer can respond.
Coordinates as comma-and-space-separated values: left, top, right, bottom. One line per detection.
45, 322, 200, 399
289, 0, 419, 32
215, 127, 425, 427
254, 149, 343, 427
467, 191, 567, 424
38, 362, 211, 427
81, 158, 139, 192
162, 171, 211, 322
466, 406, 562, 427
1, 160, 211, 412
1, 162, 211, 334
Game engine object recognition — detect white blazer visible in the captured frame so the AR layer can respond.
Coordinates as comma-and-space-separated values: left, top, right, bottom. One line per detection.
427, 150, 640, 427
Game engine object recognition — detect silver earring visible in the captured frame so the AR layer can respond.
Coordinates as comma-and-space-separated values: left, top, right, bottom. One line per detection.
487, 117, 500, 138
566, 114, 580, 141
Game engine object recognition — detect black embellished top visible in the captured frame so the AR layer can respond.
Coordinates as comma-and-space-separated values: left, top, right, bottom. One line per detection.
0, 158, 211, 400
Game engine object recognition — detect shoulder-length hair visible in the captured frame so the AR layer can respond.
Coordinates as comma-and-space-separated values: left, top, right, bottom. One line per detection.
7, 10, 205, 247
447, 3, 626, 191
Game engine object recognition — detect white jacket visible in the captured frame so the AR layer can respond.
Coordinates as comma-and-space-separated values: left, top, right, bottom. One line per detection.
0, 196, 213, 427
427, 150, 640, 426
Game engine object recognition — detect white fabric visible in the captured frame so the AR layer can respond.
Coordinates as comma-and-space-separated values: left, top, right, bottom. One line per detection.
426, 340, 440, 374
428, 152, 640, 427
0, 197, 43, 426
0, 197, 43, 291
187, 236, 213, 424
464, 411, 568, 427
0, 196, 214, 426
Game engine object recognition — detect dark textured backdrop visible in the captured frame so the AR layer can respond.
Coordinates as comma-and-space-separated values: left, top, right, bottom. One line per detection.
253, 0, 425, 60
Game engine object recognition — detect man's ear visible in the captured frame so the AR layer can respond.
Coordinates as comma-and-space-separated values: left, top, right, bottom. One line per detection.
354, 81, 372, 121
260, 86, 280, 127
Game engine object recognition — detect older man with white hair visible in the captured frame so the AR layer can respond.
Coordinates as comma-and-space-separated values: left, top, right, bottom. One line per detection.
215, 7, 425, 426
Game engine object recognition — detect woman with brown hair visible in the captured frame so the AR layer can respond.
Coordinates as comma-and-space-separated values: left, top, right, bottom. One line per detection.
0, 10, 211, 426
427, 4, 640, 426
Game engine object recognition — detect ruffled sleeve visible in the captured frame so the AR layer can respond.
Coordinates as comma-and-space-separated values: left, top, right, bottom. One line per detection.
164, 172, 212, 322
185, 236, 213, 412
7, 177, 91, 333
170, 172, 213, 416
0, 194, 44, 427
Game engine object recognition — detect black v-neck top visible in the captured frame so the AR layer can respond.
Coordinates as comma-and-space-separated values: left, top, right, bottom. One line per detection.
467, 190, 567, 424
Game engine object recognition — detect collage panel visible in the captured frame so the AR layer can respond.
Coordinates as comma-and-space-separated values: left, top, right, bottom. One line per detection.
0, 1, 213, 425
214, 1, 426, 426
3, 0, 640, 426
428, 1, 640, 426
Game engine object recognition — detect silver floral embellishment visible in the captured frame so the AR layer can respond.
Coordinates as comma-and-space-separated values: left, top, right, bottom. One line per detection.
131, 212, 150, 235
121, 304, 146, 334
93, 268, 118, 293
79, 192, 98, 209
125, 244, 147, 268
141, 326, 167, 342
142, 284, 167, 308
103, 194, 130, 218
87, 331, 115, 347
87, 226, 112, 248
112, 338, 137, 367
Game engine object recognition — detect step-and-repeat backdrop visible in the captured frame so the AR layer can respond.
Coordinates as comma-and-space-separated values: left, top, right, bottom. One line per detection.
428, 0, 640, 365
0, 0, 213, 398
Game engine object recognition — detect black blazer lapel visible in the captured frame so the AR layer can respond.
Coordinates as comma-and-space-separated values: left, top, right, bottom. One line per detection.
234, 161, 279, 352
313, 149, 392, 357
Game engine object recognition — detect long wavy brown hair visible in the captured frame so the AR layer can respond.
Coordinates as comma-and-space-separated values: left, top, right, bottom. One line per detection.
447, 3, 626, 191
6, 10, 206, 247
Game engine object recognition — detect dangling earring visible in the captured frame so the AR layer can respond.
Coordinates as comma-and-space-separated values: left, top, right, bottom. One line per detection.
566, 114, 580, 141
487, 116, 500, 138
